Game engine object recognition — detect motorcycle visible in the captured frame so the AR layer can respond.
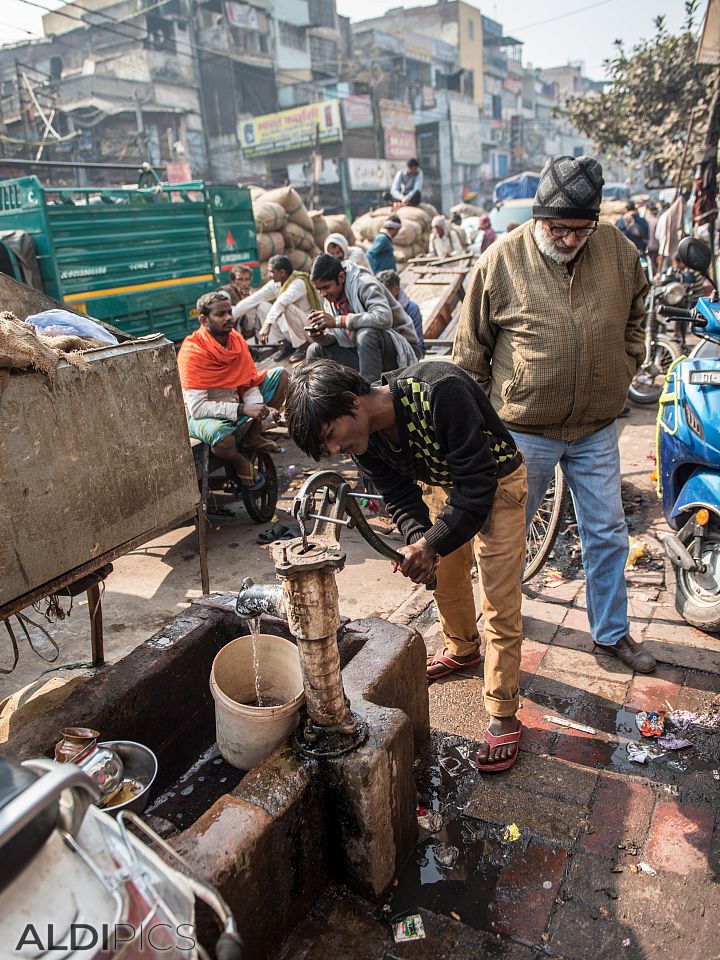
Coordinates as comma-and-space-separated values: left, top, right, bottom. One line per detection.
656, 236, 720, 629
0, 757, 241, 959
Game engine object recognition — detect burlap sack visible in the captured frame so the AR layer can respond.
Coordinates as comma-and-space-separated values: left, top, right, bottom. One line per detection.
249, 185, 267, 203
254, 201, 287, 233
420, 202, 439, 219
264, 186, 313, 232
257, 231, 285, 260
394, 220, 422, 247
324, 213, 354, 242
283, 222, 316, 253
288, 249, 313, 272
351, 213, 377, 242
450, 202, 483, 218
0, 311, 60, 379
309, 210, 329, 247
397, 206, 431, 229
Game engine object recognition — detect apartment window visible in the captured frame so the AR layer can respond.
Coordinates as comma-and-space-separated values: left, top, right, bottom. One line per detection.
308, 0, 336, 29
279, 21, 307, 51
310, 35, 337, 66
467, 19, 474, 40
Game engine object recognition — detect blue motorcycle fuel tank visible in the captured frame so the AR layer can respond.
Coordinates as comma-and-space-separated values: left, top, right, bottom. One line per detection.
658, 296, 720, 527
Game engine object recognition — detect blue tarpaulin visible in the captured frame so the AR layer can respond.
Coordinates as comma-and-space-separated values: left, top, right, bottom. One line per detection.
493, 172, 541, 204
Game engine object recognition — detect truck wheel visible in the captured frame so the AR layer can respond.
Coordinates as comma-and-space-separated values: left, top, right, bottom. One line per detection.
241, 450, 278, 523
664, 538, 720, 632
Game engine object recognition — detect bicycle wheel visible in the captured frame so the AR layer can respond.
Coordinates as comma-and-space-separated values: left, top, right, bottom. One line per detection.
523, 464, 568, 582
241, 449, 278, 523
628, 336, 679, 405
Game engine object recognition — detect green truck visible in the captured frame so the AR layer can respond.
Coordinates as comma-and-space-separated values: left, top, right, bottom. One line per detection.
0, 176, 258, 341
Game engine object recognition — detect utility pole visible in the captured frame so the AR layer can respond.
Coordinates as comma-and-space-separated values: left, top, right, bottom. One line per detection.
15, 61, 33, 157
183, 0, 213, 180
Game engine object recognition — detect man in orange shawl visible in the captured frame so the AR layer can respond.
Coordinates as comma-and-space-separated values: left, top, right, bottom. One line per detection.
178, 292, 288, 487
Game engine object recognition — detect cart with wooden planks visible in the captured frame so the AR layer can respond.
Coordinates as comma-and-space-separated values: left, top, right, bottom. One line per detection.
401, 252, 477, 355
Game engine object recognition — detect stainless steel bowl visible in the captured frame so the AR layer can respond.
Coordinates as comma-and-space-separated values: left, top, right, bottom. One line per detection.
99, 740, 158, 815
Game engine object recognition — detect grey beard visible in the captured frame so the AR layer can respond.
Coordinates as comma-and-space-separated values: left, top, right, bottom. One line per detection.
533, 220, 586, 264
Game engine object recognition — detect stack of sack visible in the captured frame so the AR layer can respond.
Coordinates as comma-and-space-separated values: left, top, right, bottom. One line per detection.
251, 185, 318, 276
251, 186, 363, 278
351, 203, 439, 266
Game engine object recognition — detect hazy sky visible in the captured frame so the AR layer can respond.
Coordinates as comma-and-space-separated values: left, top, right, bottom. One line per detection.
0, 0, 692, 81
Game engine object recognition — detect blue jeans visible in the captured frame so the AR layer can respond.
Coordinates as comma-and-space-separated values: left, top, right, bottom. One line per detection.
511, 422, 629, 647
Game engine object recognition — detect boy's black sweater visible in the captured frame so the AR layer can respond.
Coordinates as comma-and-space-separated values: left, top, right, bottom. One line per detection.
354, 362, 522, 556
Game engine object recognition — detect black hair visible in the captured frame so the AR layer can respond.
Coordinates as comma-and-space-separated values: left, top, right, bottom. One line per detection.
310, 253, 344, 283
376, 269, 400, 288
408, 158, 419, 168
230, 264, 252, 279
269, 254, 293, 274
285, 359, 371, 460
197, 290, 230, 316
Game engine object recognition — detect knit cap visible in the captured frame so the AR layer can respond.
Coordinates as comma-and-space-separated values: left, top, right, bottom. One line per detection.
532, 155, 604, 221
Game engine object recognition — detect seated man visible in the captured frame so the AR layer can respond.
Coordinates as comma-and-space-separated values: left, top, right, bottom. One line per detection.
376, 269, 425, 357
386, 158, 423, 207
220, 264, 252, 306
324, 233, 372, 272
305, 254, 420, 383
285, 358, 528, 772
232, 255, 320, 362
429, 216, 464, 258
178, 292, 288, 488
219, 265, 260, 341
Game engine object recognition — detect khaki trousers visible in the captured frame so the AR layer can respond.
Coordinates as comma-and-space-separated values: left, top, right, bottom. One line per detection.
426, 464, 527, 717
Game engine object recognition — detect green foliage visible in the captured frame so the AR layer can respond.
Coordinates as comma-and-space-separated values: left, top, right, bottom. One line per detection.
567, 1, 717, 186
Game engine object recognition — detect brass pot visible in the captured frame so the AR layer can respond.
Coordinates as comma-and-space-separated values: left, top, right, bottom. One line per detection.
54, 726, 100, 764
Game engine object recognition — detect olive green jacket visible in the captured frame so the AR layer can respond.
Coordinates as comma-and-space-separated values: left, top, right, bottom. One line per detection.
452, 220, 648, 440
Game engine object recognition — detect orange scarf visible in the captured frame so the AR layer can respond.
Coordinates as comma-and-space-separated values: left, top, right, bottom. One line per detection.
177, 325, 265, 392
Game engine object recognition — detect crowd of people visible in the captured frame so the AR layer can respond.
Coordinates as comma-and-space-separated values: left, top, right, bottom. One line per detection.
177, 153, 668, 772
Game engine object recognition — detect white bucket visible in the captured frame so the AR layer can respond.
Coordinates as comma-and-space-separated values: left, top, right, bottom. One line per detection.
210, 634, 304, 770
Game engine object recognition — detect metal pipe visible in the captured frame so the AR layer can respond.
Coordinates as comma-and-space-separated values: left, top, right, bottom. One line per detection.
235, 577, 285, 620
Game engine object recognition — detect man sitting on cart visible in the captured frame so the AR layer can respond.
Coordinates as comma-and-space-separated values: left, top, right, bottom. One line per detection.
178, 292, 288, 489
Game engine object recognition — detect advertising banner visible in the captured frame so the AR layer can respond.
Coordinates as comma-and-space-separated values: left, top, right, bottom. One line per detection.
287, 157, 341, 186
342, 94, 373, 129
347, 157, 403, 191
379, 99, 417, 161
239, 100, 342, 158
449, 97, 483, 166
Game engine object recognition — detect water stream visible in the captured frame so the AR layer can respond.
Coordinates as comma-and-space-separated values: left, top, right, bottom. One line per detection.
248, 616, 264, 707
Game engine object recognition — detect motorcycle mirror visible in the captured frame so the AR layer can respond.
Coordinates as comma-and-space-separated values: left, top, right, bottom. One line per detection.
678, 236, 712, 278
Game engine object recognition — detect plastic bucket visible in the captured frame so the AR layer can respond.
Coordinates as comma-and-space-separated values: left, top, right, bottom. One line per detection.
210, 634, 304, 770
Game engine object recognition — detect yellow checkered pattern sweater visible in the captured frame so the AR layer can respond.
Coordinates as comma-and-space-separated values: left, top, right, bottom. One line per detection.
355, 362, 520, 555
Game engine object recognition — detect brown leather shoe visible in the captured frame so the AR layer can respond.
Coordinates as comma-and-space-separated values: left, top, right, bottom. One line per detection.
603, 635, 656, 673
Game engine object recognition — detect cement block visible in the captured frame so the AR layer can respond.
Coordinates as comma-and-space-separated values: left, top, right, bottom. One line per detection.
326, 701, 418, 899
343, 617, 430, 752
176, 745, 328, 960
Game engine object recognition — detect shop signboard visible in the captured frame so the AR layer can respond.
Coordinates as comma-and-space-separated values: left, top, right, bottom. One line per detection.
239, 100, 342, 158
342, 95, 373, 129
347, 157, 402, 191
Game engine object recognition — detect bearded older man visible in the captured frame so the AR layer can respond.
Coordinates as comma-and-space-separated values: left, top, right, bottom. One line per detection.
452, 155, 656, 674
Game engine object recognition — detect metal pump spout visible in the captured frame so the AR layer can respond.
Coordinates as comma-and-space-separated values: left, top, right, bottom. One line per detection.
235, 577, 285, 620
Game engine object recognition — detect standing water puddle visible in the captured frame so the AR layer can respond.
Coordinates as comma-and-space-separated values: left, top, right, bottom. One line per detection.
385, 817, 519, 929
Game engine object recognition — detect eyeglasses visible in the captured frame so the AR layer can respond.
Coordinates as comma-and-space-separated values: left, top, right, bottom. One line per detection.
546, 223, 598, 239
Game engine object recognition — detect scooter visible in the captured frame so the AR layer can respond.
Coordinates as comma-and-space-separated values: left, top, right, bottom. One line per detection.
657, 236, 720, 630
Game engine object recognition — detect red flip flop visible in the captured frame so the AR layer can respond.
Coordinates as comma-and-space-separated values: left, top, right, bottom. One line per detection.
475, 723, 523, 773
427, 648, 482, 682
